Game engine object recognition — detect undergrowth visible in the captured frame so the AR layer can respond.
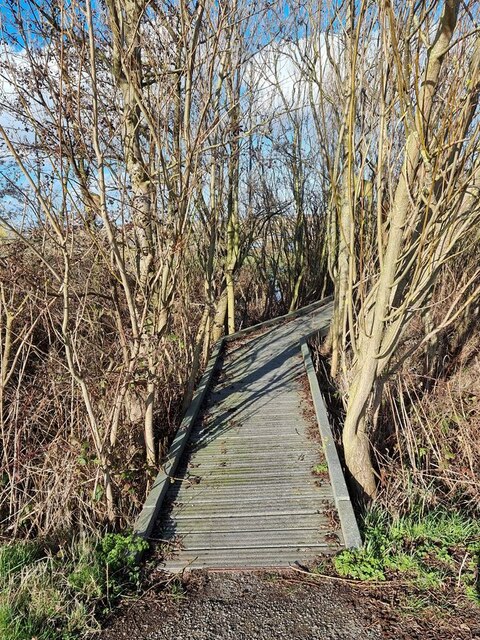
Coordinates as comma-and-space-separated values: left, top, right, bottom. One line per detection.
0, 533, 148, 640
333, 508, 480, 605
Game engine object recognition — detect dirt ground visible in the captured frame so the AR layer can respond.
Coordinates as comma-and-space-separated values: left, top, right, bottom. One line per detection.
99, 569, 480, 640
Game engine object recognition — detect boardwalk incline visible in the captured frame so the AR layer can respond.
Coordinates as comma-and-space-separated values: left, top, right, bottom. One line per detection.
135, 299, 361, 570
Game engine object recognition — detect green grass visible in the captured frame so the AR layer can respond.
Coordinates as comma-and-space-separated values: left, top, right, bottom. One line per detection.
166, 577, 186, 600
0, 533, 149, 640
333, 508, 480, 604
312, 462, 328, 475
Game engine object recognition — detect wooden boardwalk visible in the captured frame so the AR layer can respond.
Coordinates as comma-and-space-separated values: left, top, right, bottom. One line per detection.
156, 301, 342, 570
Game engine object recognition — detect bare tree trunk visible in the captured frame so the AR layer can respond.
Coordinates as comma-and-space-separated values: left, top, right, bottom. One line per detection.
226, 70, 241, 335
341, 0, 461, 498
105, 0, 158, 467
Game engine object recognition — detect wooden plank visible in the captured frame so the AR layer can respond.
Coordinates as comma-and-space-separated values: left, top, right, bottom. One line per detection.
155, 302, 341, 569
130, 299, 349, 570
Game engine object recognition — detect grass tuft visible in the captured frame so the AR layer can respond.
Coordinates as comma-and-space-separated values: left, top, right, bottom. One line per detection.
0, 533, 149, 640
333, 507, 480, 604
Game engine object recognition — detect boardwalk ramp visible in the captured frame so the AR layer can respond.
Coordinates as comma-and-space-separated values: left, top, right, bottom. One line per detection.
137, 300, 360, 570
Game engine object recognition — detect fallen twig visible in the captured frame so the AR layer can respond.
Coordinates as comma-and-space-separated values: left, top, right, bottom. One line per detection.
288, 565, 406, 588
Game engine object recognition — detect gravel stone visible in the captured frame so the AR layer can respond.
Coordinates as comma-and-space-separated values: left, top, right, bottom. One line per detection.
99, 570, 480, 640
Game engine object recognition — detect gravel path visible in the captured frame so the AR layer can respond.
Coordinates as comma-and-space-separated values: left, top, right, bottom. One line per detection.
99, 570, 480, 640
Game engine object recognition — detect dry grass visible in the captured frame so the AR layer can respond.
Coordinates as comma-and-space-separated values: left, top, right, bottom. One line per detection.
0, 237, 199, 539
0, 235, 298, 541
377, 332, 480, 517
308, 264, 480, 519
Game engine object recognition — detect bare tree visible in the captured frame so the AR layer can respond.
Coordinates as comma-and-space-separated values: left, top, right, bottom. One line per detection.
297, 0, 480, 497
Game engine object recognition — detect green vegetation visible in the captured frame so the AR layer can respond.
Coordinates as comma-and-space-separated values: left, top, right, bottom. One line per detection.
0, 533, 148, 640
312, 462, 329, 475
333, 508, 480, 604
165, 577, 186, 600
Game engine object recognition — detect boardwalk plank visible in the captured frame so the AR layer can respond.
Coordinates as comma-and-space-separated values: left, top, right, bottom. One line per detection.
156, 303, 341, 570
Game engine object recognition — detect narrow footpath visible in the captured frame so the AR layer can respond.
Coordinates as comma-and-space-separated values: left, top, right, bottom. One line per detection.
157, 302, 338, 570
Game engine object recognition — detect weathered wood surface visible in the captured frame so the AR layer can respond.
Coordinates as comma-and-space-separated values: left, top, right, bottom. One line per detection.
157, 302, 341, 570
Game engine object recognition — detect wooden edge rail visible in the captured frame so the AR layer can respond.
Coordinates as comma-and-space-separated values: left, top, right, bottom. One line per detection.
132, 296, 334, 561
300, 340, 363, 549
